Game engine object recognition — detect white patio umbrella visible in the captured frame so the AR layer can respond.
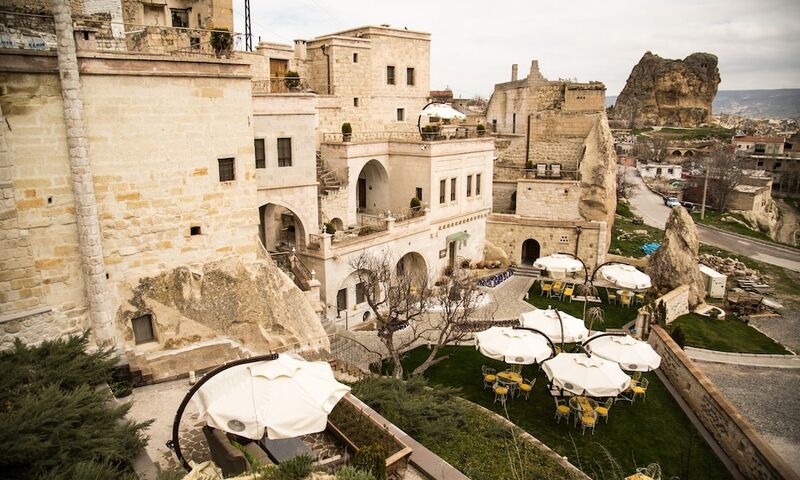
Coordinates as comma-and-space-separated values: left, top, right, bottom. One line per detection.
421, 103, 466, 120
533, 254, 584, 275
519, 308, 590, 343
600, 264, 652, 290
584, 334, 661, 372
542, 353, 632, 397
475, 326, 552, 364
194, 354, 350, 440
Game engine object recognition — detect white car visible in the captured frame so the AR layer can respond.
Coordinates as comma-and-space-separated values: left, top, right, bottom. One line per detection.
664, 197, 680, 208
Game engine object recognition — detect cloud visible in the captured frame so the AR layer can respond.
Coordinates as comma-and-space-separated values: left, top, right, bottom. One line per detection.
234, 0, 800, 96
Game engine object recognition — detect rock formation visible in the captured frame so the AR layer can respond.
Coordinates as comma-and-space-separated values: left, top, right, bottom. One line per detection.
484, 239, 510, 266
647, 207, 706, 307
579, 115, 618, 248
614, 52, 720, 128
114, 248, 328, 353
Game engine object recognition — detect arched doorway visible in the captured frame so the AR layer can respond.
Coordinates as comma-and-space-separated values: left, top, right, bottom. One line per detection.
395, 251, 427, 279
671, 150, 682, 157
521, 239, 540, 265
259, 203, 307, 252
683, 150, 694, 157
330, 217, 344, 232
356, 159, 389, 214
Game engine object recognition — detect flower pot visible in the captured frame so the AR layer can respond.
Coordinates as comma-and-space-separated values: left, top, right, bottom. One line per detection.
342, 133, 352, 142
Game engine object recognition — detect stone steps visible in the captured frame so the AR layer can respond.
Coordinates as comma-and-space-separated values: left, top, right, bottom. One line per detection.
513, 265, 541, 278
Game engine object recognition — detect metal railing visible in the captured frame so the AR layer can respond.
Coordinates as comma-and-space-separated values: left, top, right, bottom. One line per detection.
322, 125, 490, 144
252, 76, 324, 95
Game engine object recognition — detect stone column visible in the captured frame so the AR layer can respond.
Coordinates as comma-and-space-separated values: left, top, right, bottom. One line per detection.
51, 0, 115, 347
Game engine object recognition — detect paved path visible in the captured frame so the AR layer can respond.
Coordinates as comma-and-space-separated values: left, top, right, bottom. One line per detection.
685, 346, 800, 368
695, 361, 800, 478
625, 167, 800, 272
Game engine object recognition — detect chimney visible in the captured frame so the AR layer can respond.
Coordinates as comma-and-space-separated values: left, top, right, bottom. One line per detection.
511, 64, 518, 81
294, 39, 307, 61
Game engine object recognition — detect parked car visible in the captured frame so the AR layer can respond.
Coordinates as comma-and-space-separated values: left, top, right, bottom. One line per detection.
663, 197, 680, 208
681, 201, 696, 212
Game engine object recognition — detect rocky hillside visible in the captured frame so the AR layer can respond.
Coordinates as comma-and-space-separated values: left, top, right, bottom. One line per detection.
713, 89, 800, 119
613, 52, 721, 128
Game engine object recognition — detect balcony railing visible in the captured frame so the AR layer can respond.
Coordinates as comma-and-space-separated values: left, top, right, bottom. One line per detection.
322, 125, 490, 144
252, 76, 324, 95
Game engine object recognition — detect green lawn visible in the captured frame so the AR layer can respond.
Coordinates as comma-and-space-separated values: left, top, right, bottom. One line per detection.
691, 210, 781, 245
652, 126, 734, 141
670, 313, 790, 354
528, 281, 640, 330
397, 346, 732, 480
609, 216, 664, 259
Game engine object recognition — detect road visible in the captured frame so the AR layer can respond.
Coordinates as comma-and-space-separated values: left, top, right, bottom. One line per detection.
625, 167, 800, 272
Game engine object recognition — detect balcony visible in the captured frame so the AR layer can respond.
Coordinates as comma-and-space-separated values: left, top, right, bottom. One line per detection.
307, 208, 428, 256
322, 125, 490, 144
252, 76, 327, 95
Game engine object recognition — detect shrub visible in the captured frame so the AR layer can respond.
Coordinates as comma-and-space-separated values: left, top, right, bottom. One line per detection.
210, 28, 232, 55
278, 454, 313, 479
476, 123, 485, 132
442, 265, 454, 277
342, 122, 353, 134
336, 466, 376, 480
670, 326, 686, 349
410, 197, 421, 209
353, 444, 386, 480
324, 222, 337, 235
526, 160, 534, 169
284, 70, 300, 89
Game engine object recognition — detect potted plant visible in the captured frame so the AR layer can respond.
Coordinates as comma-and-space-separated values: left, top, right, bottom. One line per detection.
342, 123, 352, 142
324, 222, 336, 235
526, 160, 534, 171
421, 125, 439, 141
209, 27, 232, 57
284, 70, 301, 90
477, 123, 486, 136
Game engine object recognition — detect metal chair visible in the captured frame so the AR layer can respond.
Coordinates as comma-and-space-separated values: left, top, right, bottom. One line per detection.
540, 281, 552, 297
493, 380, 510, 407
550, 281, 563, 298
518, 378, 536, 400
606, 288, 618, 305
621, 294, 632, 308
579, 410, 598, 435
632, 377, 649, 403
482, 365, 497, 390
561, 284, 574, 302
568, 396, 583, 425
595, 398, 614, 423
553, 398, 570, 424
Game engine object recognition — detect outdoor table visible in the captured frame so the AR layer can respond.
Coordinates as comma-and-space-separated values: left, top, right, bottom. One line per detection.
497, 371, 523, 385
259, 436, 314, 464
617, 289, 635, 298
625, 474, 654, 480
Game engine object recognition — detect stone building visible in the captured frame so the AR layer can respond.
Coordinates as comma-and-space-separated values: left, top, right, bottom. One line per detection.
0, 0, 327, 380
484, 60, 617, 271
734, 135, 800, 195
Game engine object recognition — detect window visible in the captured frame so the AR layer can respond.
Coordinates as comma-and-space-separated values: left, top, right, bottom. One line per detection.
132, 314, 155, 344
416, 187, 423, 202
439, 179, 446, 204
775, 162, 782, 169
356, 282, 366, 304
254, 139, 265, 168
170, 8, 189, 28
397, 108, 405, 121
466, 175, 472, 197
354, 97, 359, 107
667, 168, 674, 175
277, 138, 292, 167
353, 52, 358, 63
386, 66, 395, 85
190, 226, 201, 236
476, 173, 481, 195
406, 67, 415, 86
218, 158, 235, 182
512, 113, 516, 133
757, 160, 764, 167
450, 178, 456, 201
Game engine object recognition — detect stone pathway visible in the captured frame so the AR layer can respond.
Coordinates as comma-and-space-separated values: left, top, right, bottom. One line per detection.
695, 361, 800, 477
749, 309, 800, 354
685, 347, 800, 368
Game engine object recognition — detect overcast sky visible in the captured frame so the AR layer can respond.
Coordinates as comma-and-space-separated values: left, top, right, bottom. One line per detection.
233, 0, 800, 98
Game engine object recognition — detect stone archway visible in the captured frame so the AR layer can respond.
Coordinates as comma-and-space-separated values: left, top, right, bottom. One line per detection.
396, 251, 427, 279
330, 217, 344, 231
356, 159, 390, 214
521, 238, 540, 265
672, 150, 682, 157
259, 203, 307, 252
683, 150, 694, 157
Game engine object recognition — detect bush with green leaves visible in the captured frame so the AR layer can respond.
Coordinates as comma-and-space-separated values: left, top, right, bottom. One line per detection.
353, 444, 386, 480
336, 466, 376, 480
278, 454, 313, 479
0, 332, 151, 480
342, 122, 353, 134
324, 222, 337, 235
284, 70, 301, 89
670, 325, 687, 349
210, 28, 232, 55
409, 197, 421, 209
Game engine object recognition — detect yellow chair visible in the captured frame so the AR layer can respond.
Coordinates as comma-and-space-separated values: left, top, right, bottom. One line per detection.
482, 365, 497, 390
580, 410, 598, 435
634, 293, 645, 305
518, 378, 536, 400
540, 282, 552, 297
550, 281, 563, 298
621, 294, 632, 308
595, 398, 614, 423
493, 381, 510, 407
606, 289, 618, 305
553, 398, 570, 424
632, 377, 649, 403
561, 284, 574, 302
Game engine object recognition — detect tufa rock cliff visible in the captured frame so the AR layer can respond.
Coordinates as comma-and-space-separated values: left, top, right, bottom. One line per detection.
579, 114, 618, 249
646, 207, 706, 307
614, 52, 720, 128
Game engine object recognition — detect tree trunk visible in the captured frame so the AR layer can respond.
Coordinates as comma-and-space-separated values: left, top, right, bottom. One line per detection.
412, 346, 441, 376
382, 333, 404, 379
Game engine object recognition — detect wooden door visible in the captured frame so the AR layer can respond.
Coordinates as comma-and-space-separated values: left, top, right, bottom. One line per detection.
358, 178, 367, 210
270, 58, 288, 93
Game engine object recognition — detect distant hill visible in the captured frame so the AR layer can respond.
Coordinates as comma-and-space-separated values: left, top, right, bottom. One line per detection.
607, 89, 800, 119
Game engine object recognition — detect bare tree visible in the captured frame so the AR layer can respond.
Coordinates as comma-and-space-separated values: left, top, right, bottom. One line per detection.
634, 136, 669, 164
411, 266, 494, 376
616, 165, 639, 199
350, 251, 432, 379
706, 145, 744, 212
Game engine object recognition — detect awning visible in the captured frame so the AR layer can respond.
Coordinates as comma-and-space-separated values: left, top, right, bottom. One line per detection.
446, 231, 470, 243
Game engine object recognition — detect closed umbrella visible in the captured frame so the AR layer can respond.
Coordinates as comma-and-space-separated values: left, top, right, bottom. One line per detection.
421, 103, 466, 120
194, 354, 350, 440
533, 254, 584, 275
601, 264, 652, 290
475, 326, 552, 364
519, 308, 589, 343
542, 353, 632, 397
585, 334, 661, 372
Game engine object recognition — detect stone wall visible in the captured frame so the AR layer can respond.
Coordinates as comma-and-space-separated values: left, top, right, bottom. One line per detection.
648, 326, 798, 480
515, 179, 582, 220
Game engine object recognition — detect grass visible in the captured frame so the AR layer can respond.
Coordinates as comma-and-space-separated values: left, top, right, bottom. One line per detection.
527, 282, 640, 330
691, 209, 793, 246
609, 216, 664, 258
652, 126, 734, 141
670, 313, 790, 354
396, 346, 732, 480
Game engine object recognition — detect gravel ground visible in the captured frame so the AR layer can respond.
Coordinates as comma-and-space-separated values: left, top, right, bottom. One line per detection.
750, 308, 800, 353
696, 361, 800, 476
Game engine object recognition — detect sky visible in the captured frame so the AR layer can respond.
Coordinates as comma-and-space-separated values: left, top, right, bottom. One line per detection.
232, 0, 800, 98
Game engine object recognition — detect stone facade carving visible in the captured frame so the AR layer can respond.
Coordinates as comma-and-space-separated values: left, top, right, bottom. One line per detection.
614, 52, 721, 128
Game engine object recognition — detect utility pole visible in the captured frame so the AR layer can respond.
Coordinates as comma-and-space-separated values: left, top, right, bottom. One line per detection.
700, 164, 709, 220
244, 0, 252, 51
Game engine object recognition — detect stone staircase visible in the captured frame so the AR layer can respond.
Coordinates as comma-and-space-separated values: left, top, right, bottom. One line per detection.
512, 264, 542, 278
326, 328, 383, 381
316, 152, 342, 197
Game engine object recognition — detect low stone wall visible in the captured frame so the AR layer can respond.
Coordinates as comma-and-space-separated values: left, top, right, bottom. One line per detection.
648, 326, 798, 480
658, 284, 690, 324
